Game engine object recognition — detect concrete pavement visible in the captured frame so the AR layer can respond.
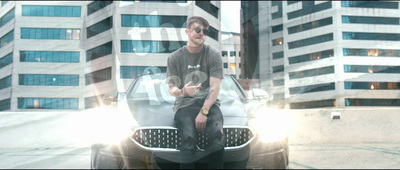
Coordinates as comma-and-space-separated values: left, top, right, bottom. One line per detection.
288, 143, 400, 169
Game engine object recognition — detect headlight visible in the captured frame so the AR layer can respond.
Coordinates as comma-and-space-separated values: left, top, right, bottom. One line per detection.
90, 106, 135, 145
249, 106, 290, 143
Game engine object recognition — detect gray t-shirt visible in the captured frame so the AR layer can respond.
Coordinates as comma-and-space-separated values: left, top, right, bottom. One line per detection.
166, 44, 224, 113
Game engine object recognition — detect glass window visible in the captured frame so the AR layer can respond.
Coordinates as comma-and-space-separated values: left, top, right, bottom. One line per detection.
273, 79, 284, 86
121, 15, 187, 28
343, 48, 400, 57
60, 29, 66, 39
72, 6, 81, 17
120, 66, 167, 79
290, 99, 336, 109
42, 6, 49, 16
345, 81, 400, 90
344, 65, 400, 74
0, 98, 11, 111
288, 33, 333, 49
59, 52, 65, 62
288, 17, 332, 34
195, 1, 219, 18
273, 93, 285, 100
36, 6, 43, 16
341, 1, 399, 9
288, 1, 332, 20
0, 75, 12, 90
0, 30, 14, 49
60, 6, 67, 16
54, 6, 60, 16
55, 29, 62, 39
66, 6, 73, 17
272, 38, 283, 46
1, 8, 15, 27
66, 29, 72, 40
221, 51, 228, 57
289, 82, 335, 95
271, 1, 282, 20
87, 1, 113, 16
121, 40, 186, 53
18, 98, 78, 109
85, 67, 112, 85
85, 95, 102, 109
49, 6, 55, 16
289, 66, 335, 79
87, 17, 112, 38
22, 5, 30, 16
342, 16, 399, 25
86, 41, 112, 62
271, 24, 283, 33
223, 63, 228, 68
73, 29, 80, 40
345, 98, 400, 107
47, 28, 54, 39
22, 5, 81, 17
207, 25, 219, 41
230, 51, 236, 57
343, 32, 400, 41
0, 53, 13, 69
287, 1, 300, 5
273, 65, 284, 73
30, 5, 37, 16
20, 51, 79, 63
272, 51, 284, 59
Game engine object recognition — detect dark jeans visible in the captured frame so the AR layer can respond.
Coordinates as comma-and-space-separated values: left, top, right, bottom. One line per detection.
174, 100, 224, 169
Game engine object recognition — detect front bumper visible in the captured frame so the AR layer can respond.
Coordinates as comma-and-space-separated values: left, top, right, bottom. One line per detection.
91, 137, 288, 169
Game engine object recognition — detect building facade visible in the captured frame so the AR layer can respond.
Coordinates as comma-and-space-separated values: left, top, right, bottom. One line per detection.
221, 31, 241, 79
0, 1, 221, 111
241, 1, 400, 109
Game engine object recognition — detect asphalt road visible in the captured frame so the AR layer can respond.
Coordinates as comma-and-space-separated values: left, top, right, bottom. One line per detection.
1, 111, 399, 169
1, 143, 400, 169
288, 143, 400, 169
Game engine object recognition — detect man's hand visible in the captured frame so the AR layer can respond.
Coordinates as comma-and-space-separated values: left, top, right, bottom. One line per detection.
183, 81, 202, 97
195, 112, 207, 131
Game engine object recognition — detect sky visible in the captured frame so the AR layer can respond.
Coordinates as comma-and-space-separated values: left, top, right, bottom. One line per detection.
221, 1, 241, 33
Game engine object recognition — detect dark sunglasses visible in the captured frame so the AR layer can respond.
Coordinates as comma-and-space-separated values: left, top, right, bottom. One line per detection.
194, 27, 209, 35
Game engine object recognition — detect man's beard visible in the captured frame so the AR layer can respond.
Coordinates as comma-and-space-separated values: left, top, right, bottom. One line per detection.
190, 37, 205, 46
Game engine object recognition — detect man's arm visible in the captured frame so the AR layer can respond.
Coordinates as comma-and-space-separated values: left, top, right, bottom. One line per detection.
168, 82, 184, 97
195, 76, 221, 130
168, 81, 202, 97
202, 77, 221, 110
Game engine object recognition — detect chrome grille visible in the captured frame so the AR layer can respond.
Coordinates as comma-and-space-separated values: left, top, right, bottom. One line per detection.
132, 127, 254, 151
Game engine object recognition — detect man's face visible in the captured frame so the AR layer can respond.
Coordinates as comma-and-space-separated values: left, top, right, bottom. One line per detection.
186, 22, 208, 46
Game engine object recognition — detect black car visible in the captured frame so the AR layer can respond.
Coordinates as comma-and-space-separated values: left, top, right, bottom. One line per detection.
91, 73, 289, 169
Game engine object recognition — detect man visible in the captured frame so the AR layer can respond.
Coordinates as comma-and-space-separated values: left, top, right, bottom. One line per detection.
166, 16, 224, 169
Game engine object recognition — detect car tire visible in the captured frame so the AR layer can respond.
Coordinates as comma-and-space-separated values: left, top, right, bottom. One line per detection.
224, 158, 248, 169
91, 144, 106, 169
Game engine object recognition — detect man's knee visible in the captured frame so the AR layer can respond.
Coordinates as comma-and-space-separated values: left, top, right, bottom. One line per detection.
207, 130, 224, 150
180, 136, 196, 151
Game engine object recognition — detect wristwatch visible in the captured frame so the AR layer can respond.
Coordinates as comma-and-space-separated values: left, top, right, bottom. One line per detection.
200, 108, 209, 116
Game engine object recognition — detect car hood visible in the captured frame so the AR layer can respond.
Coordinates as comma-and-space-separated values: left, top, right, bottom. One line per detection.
125, 98, 248, 127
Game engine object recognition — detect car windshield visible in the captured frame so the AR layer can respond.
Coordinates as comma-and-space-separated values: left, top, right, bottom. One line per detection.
127, 74, 244, 103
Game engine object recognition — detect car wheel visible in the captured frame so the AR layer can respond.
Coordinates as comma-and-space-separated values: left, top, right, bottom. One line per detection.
271, 152, 288, 169
91, 144, 106, 169
224, 157, 248, 169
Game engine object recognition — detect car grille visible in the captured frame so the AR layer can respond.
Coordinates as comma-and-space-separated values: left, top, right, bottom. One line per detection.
132, 127, 254, 151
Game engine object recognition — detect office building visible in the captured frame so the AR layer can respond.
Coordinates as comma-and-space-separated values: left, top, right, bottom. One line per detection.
241, 1, 400, 109
221, 31, 241, 79
0, 1, 221, 111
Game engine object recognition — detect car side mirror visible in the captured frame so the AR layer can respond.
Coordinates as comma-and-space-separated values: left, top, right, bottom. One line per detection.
103, 90, 125, 102
251, 88, 269, 100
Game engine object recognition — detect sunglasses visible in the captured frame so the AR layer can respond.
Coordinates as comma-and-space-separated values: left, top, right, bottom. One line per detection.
193, 27, 209, 35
